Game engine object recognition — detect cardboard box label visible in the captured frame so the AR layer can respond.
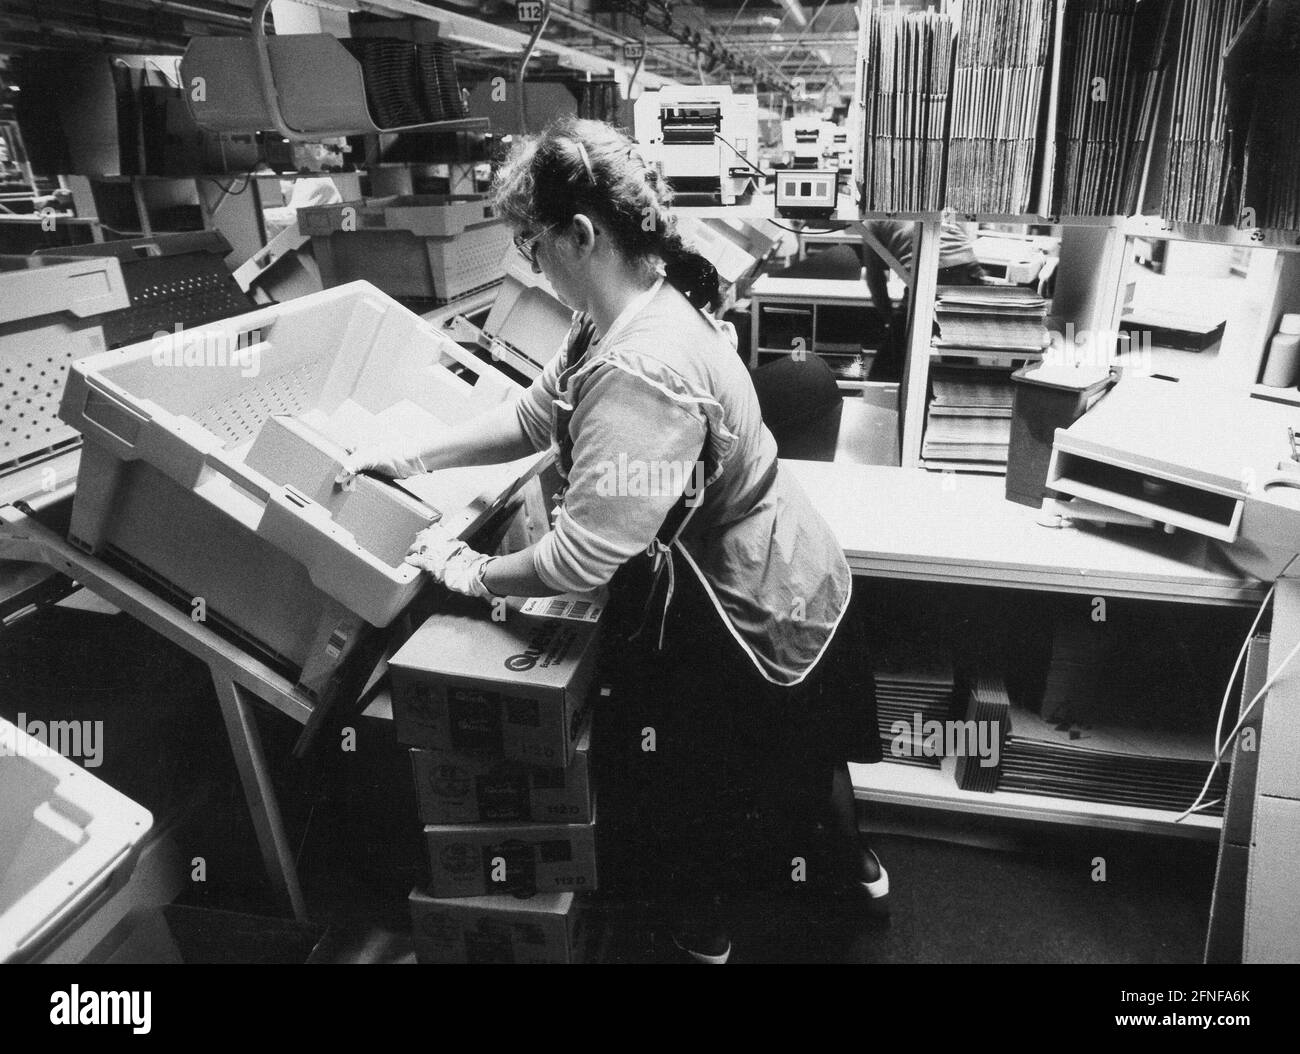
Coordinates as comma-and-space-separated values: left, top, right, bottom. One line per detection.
424, 815, 597, 897
410, 720, 592, 824
409, 888, 588, 964
391, 594, 601, 764
448, 687, 508, 753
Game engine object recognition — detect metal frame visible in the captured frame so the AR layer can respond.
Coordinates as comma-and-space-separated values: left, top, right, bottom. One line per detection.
0, 506, 317, 919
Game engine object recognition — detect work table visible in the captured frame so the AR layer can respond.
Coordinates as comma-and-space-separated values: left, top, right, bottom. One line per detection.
783, 461, 1264, 607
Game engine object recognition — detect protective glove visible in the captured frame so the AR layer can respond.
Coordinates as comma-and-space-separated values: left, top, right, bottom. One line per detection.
404, 522, 497, 600
335, 437, 432, 486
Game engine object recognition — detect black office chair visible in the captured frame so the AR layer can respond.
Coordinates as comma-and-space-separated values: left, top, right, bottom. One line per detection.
751, 353, 844, 462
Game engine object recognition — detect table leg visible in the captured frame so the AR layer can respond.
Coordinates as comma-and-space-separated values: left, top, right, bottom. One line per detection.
210, 672, 308, 921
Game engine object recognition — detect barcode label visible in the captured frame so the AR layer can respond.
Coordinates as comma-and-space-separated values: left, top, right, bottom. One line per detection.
520, 594, 604, 623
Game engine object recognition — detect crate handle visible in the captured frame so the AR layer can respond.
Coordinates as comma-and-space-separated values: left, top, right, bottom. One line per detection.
205, 450, 271, 504
81, 386, 147, 447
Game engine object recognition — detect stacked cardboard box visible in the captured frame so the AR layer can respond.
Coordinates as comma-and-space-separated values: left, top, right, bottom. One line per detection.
389, 591, 604, 964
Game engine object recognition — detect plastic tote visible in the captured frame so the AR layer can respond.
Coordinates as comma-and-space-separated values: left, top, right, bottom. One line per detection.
1, 716, 153, 963
58, 282, 523, 682
298, 195, 511, 306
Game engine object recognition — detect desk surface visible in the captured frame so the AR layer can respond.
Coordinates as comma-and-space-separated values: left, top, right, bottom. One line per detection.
750, 274, 871, 301
785, 461, 1264, 606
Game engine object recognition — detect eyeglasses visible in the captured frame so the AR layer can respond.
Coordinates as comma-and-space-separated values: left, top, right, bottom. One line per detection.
513, 225, 554, 269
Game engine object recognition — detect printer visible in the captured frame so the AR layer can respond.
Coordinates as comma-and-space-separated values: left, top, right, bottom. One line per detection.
633, 86, 760, 206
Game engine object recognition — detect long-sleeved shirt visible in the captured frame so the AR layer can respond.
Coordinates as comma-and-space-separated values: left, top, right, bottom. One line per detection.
513, 279, 852, 685
865, 218, 978, 271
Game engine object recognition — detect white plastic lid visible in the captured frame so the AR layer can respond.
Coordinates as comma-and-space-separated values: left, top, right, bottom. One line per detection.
1280, 313, 1300, 335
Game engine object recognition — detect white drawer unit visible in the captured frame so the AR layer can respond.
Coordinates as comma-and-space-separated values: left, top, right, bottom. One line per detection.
1047, 375, 1300, 545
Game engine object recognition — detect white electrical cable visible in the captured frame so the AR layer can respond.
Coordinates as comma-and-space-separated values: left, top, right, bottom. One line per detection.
1176, 582, 1300, 823
1214, 583, 1274, 762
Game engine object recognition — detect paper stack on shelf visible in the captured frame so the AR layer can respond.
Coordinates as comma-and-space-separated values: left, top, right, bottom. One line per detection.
874, 645, 959, 769
998, 703, 1227, 816
1241, 4, 1300, 232
922, 364, 1018, 472
921, 412, 1013, 465
932, 285, 1050, 355
1160, 0, 1252, 225
954, 674, 1010, 792
1246, 80, 1300, 232
860, 5, 955, 212
1052, 0, 1171, 217
923, 286, 1047, 473
997, 611, 1231, 816
945, 0, 1055, 214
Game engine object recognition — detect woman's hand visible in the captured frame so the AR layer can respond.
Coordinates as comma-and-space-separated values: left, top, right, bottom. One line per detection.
335, 438, 433, 485
405, 522, 496, 600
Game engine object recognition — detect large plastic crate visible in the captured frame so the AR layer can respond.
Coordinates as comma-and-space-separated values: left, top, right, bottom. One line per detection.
57, 282, 523, 676
0, 254, 131, 500
480, 252, 576, 378
299, 195, 510, 307
1, 716, 153, 963
35, 232, 258, 351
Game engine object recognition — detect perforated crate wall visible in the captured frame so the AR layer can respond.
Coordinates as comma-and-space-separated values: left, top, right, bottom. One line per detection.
192, 360, 325, 447
430, 223, 512, 304
0, 321, 97, 472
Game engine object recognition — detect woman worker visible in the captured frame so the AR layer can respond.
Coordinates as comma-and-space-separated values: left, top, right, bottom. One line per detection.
344, 116, 885, 964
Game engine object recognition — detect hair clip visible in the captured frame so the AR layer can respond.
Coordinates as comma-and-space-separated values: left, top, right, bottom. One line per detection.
575, 142, 595, 184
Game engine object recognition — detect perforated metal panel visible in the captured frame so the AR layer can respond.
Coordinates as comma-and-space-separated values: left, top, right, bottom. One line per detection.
193, 361, 322, 446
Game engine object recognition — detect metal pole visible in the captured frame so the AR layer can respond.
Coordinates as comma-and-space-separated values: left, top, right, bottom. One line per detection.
626, 39, 648, 94
516, 1, 552, 134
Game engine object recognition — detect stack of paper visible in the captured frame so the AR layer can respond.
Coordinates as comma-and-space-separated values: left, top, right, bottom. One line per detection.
954, 674, 1010, 792
998, 703, 1227, 815
922, 364, 1017, 471
861, 7, 956, 212
923, 287, 1046, 473
874, 645, 958, 769
1161, 0, 1251, 225
1247, 82, 1300, 231
998, 612, 1230, 815
946, 0, 1055, 214
1242, 10, 1300, 231
932, 286, 1050, 356
1052, 0, 1170, 217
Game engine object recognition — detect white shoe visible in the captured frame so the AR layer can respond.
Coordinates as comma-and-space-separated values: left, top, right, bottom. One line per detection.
859, 848, 890, 899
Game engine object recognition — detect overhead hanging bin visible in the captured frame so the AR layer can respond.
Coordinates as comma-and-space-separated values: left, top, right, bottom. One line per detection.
179, 0, 487, 140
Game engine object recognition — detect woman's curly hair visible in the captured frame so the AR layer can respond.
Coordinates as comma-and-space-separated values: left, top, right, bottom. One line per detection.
490, 115, 722, 313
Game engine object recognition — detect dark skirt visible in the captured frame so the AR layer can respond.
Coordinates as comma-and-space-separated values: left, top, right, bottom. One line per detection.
592, 548, 881, 899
